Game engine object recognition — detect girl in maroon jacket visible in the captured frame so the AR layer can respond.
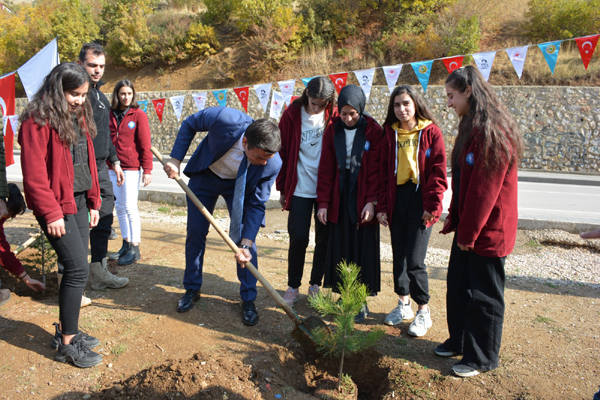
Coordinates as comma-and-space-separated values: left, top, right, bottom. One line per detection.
376, 85, 448, 337
19, 63, 103, 368
275, 76, 336, 307
316, 85, 383, 323
108, 80, 153, 266
437, 66, 523, 377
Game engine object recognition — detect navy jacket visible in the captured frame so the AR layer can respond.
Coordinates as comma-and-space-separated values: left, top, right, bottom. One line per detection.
170, 107, 282, 242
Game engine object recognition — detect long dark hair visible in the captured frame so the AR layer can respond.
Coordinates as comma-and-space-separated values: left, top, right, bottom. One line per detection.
446, 66, 523, 174
111, 79, 139, 110
383, 85, 439, 127
292, 76, 336, 125
19, 63, 96, 144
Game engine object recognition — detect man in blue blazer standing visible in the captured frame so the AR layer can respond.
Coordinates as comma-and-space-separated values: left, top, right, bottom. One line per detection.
164, 107, 282, 326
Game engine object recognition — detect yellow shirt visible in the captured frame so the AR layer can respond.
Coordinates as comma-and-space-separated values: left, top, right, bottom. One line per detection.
393, 119, 432, 185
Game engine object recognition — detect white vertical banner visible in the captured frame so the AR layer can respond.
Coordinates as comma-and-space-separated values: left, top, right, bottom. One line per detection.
17, 38, 60, 101
278, 79, 296, 106
382, 64, 402, 94
472, 51, 496, 82
505, 46, 528, 79
353, 68, 376, 101
191, 92, 207, 112
269, 90, 285, 119
253, 83, 272, 112
169, 95, 185, 121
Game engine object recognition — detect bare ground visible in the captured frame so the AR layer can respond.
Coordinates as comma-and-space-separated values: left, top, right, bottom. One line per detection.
0, 201, 599, 400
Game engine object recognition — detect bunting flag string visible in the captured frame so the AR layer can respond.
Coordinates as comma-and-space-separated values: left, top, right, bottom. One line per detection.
353, 68, 376, 101
278, 79, 296, 106
472, 51, 497, 81
411, 60, 433, 92
505, 46, 528, 79
212, 89, 227, 107
138, 100, 149, 114
269, 90, 285, 119
575, 34, 599, 70
192, 92, 207, 112
169, 95, 185, 121
538, 41, 561, 74
152, 98, 166, 123
234, 86, 250, 112
253, 84, 272, 113
382, 64, 402, 94
441, 56, 463, 74
329, 72, 348, 95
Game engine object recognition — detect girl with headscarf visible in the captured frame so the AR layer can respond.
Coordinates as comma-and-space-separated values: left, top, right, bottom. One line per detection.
316, 85, 383, 323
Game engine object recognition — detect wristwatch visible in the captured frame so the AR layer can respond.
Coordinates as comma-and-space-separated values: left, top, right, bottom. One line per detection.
240, 244, 250, 250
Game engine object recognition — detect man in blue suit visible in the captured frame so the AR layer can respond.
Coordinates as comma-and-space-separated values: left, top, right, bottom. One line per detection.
164, 107, 282, 326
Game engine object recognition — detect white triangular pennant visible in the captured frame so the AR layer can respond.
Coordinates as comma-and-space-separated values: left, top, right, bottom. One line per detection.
269, 90, 285, 119
353, 68, 376, 101
253, 83, 272, 113
2, 116, 8, 136
382, 64, 402, 94
472, 51, 496, 81
191, 92, 207, 112
505, 46, 528, 79
169, 95, 185, 121
8, 115, 18, 134
277, 79, 296, 106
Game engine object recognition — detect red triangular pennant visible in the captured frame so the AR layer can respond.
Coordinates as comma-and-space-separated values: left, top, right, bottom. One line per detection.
575, 35, 600, 70
441, 56, 464, 74
0, 73, 15, 165
329, 72, 348, 95
233, 86, 250, 113
152, 98, 166, 123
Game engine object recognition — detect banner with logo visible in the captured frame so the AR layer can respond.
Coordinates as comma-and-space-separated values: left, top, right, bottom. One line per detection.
410, 60, 433, 92
382, 65, 402, 94
472, 51, 497, 81
575, 35, 599, 70
278, 79, 296, 106
233, 86, 250, 112
538, 41, 561, 74
441, 56, 464, 74
192, 92, 207, 112
138, 100, 149, 114
169, 95, 185, 121
505, 46, 528, 79
0, 72, 15, 165
329, 72, 348, 95
353, 68, 376, 101
152, 98, 166, 123
253, 84, 271, 113
269, 90, 285, 119
212, 89, 227, 107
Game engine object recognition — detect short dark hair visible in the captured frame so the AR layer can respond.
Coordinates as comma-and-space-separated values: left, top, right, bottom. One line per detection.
6, 183, 26, 218
244, 119, 281, 154
111, 79, 139, 109
78, 43, 106, 63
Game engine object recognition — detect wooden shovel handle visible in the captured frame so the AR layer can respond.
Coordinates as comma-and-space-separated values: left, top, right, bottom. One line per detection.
151, 147, 303, 326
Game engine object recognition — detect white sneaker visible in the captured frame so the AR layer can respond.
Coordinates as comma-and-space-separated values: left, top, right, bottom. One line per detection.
307, 284, 320, 299
408, 308, 432, 337
452, 364, 480, 377
282, 287, 299, 307
384, 298, 414, 326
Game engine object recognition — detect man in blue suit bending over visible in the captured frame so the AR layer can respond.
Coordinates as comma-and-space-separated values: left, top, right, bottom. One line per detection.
164, 107, 282, 326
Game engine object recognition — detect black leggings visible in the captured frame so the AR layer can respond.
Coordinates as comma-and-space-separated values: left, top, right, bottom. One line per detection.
37, 193, 89, 336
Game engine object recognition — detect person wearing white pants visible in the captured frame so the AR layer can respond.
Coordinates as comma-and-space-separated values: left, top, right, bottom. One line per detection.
108, 79, 152, 265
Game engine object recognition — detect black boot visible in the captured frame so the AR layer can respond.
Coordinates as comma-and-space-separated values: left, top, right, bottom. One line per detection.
108, 239, 129, 261
118, 244, 140, 266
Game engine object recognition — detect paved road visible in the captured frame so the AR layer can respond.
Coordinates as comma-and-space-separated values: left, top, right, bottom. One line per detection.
8, 155, 600, 230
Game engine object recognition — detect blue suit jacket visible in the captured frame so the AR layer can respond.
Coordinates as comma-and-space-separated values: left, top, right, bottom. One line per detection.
170, 107, 282, 242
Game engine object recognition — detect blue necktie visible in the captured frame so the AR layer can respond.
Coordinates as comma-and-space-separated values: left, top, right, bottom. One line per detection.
229, 153, 248, 244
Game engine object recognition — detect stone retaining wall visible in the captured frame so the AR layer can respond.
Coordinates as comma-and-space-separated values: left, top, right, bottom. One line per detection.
14, 85, 600, 172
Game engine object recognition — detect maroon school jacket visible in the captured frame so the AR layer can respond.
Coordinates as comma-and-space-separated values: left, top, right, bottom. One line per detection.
316, 115, 383, 226
441, 137, 519, 258
108, 107, 153, 172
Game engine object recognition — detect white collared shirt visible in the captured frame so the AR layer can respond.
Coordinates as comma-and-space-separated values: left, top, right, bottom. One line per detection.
209, 135, 246, 179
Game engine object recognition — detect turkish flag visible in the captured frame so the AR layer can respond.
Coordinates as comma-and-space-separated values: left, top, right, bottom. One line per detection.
329, 72, 348, 95
0, 73, 15, 166
152, 98, 166, 123
234, 87, 250, 113
441, 56, 464, 74
575, 35, 600, 70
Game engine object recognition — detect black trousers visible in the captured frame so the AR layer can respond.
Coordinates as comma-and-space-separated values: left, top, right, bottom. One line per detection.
89, 163, 114, 262
445, 235, 506, 371
37, 193, 89, 335
287, 196, 328, 288
389, 182, 432, 305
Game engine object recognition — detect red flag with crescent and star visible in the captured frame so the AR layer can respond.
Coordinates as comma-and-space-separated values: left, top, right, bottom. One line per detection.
0, 72, 15, 165
152, 98, 166, 123
234, 86, 250, 113
442, 56, 464, 74
329, 72, 348, 95
575, 35, 600, 70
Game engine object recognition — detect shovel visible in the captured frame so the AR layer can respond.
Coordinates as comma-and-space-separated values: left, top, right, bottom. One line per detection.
151, 147, 328, 351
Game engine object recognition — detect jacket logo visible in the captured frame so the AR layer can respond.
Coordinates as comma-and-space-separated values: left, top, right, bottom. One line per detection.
128, 121, 136, 129
425, 148, 431, 158
466, 152, 475, 166
364, 141, 370, 151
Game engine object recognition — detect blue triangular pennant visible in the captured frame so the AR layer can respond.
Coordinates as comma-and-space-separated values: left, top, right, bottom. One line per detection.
410, 60, 433, 92
212, 89, 227, 107
301, 76, 319, 87
538, 41, 562, 74
138, 100, 148, 114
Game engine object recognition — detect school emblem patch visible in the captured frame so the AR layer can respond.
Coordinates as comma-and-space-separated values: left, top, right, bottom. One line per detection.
364, 141, 370, 151
466, 152, 475, 166
425, 148, 431, 158
128, 121, 136, 129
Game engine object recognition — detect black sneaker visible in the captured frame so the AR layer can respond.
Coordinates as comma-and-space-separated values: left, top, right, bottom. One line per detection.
54, 332, 103, 368
434, 341, 461, 357
354, 304, 369, 324
50, 322, 100, 350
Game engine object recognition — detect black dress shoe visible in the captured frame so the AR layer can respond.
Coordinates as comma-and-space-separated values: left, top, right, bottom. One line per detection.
241, 301, 259, 326
177, 289, 200, 313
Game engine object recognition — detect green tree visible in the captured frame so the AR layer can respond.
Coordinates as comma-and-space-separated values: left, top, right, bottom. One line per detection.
526, 0, 600, 41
